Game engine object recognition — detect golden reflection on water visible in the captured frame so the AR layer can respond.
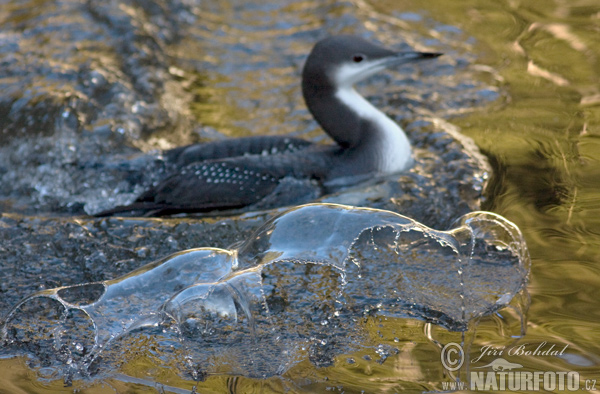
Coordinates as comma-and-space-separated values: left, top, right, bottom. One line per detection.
385, 0, 600, 385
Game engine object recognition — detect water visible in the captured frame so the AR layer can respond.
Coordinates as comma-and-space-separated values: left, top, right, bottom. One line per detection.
0, 0, 598, 392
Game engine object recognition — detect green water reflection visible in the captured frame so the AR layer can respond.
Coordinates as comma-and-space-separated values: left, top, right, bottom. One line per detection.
392, 0, 600, 384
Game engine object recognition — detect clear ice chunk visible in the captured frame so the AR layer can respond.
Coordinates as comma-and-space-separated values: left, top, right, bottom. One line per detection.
1, 203, 530, 378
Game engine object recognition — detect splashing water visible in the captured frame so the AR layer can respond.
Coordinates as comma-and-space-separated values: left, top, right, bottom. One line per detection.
1, 203, 529, 380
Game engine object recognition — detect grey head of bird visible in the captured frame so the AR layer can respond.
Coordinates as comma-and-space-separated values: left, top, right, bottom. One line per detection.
301, 34, 441, 154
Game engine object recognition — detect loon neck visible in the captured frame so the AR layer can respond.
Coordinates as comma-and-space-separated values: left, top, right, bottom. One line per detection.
303, 82, 412, 174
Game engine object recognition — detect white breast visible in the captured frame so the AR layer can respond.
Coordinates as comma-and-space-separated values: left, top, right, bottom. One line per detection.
335, 87, 412, 173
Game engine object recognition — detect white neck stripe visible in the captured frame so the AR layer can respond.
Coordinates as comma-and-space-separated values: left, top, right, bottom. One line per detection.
335, 87, 412, 173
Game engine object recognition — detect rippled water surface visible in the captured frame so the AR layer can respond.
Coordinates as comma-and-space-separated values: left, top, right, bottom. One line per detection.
0, 0, 599, 392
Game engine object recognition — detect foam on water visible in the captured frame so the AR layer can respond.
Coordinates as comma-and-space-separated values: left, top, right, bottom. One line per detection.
1, 203, 529, 380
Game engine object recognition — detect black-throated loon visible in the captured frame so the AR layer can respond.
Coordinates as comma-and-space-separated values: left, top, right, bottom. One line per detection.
96, 35, 441, 216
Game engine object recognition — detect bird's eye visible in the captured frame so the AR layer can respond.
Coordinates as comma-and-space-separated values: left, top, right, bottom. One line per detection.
353, 54, 364, 63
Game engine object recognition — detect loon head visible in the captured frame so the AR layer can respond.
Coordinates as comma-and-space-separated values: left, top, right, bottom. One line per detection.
301, 35, 441, 152
302, 35, 441, 90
